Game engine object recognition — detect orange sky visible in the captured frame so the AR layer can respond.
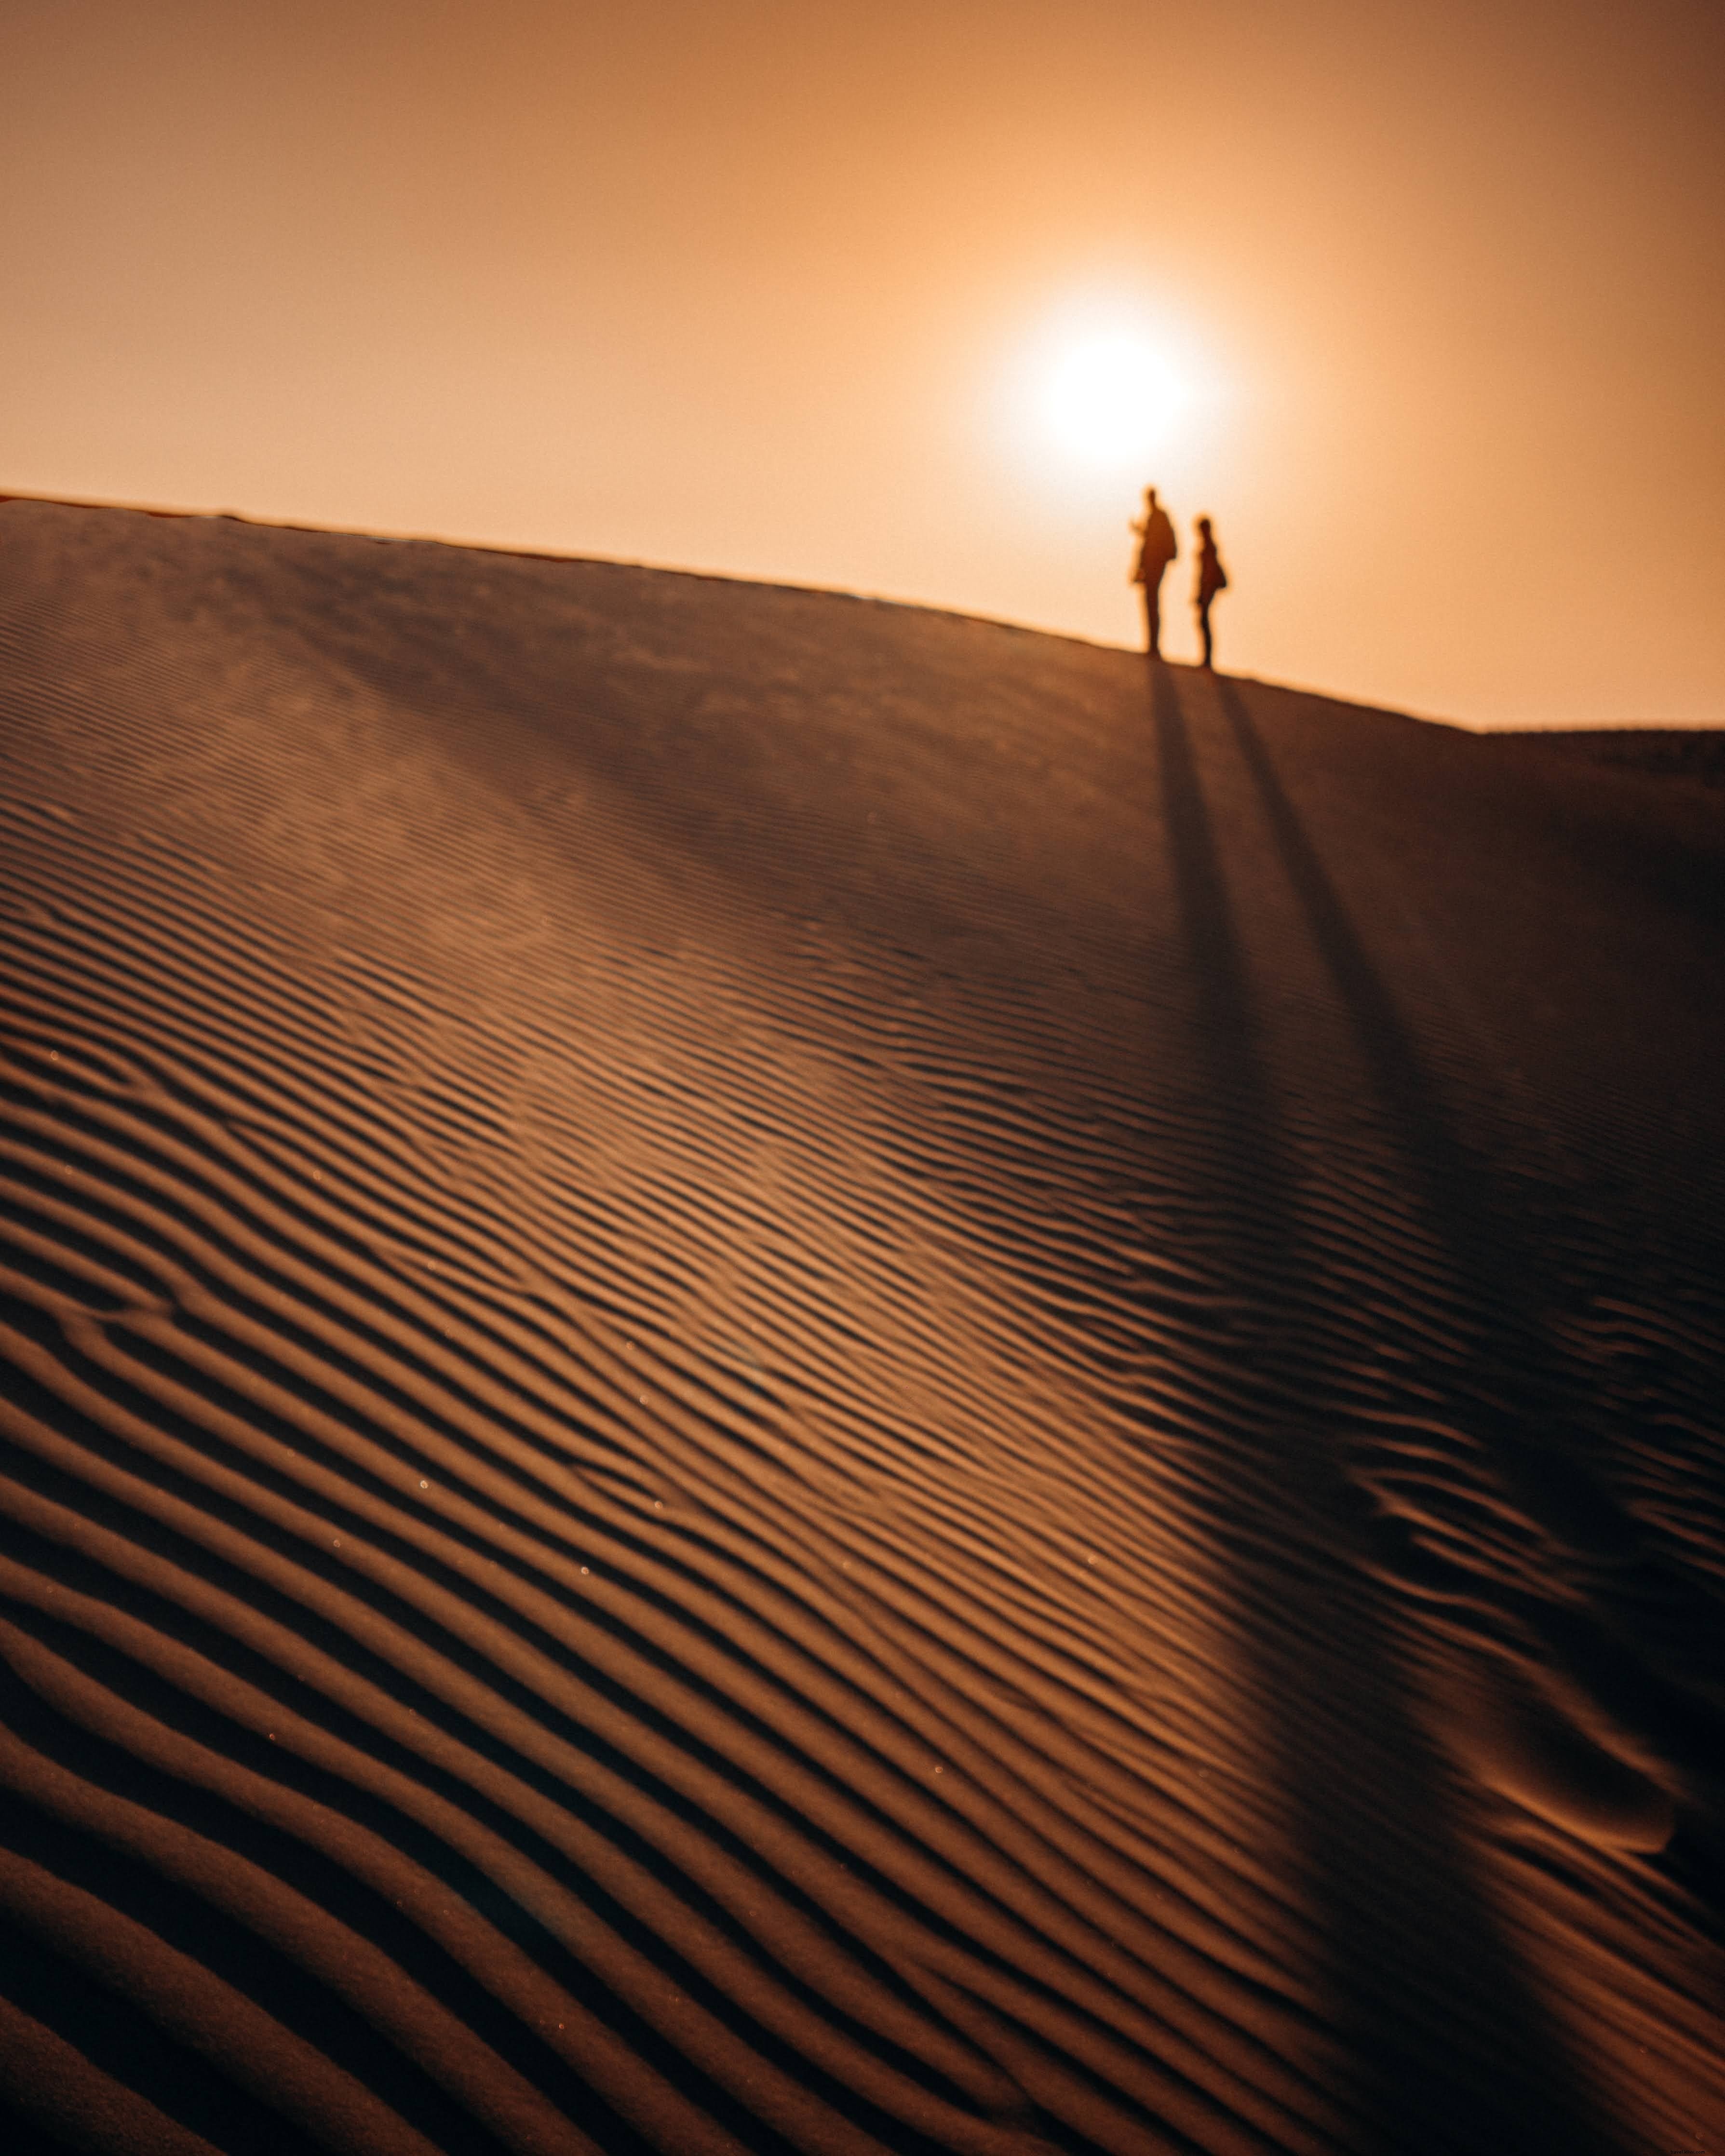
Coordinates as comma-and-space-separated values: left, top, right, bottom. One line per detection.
2, 0, 1720, 728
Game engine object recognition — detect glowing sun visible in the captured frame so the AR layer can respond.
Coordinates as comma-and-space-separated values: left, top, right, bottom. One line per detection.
1043, 333, 1191, 465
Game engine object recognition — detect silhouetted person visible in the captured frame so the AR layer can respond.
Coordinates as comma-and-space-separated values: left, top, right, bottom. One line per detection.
1129, 485, 1179, 659
1194, 516, 1228, 669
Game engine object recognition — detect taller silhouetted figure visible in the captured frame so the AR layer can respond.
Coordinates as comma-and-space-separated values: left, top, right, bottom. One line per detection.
1194, 516, 1228, 669
1129, 486, 1179, 659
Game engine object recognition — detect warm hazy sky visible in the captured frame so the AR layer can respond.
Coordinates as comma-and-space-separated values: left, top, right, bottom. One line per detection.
2, 0, 1720, 728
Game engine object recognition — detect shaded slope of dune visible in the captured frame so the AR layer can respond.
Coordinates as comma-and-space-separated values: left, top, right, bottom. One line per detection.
1485, 725, 1725, 789
0, 499, 1721, 2155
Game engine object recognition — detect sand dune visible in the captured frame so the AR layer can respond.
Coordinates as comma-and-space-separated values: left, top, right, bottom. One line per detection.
0, 499, 1721, 2155
1484, 725, 1725, 788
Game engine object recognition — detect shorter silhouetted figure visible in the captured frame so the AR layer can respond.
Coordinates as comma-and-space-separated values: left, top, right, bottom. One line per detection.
1194, 516, 1228, 669
1129, 486, 1179, 659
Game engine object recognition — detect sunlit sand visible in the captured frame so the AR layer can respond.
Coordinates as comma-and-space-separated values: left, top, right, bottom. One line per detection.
1, 499, 1721, 2154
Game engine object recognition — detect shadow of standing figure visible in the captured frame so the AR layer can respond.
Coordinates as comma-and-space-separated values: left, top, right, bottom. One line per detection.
1195, 515, 1228, 669
1143, 660, 1640, 2156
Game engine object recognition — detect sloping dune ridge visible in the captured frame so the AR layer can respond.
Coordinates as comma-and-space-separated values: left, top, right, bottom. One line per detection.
0, 498, 1721, 2156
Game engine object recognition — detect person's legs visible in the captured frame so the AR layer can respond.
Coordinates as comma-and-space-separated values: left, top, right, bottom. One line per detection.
1142, 579, 1162, 658
1198, 597, 1213, 669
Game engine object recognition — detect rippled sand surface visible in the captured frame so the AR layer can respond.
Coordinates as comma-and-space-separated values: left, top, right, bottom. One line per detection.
1, 499, 1722, 2155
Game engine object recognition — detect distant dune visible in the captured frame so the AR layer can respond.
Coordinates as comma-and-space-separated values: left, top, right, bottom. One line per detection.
1484, 724, 1725, 788
0, 499, 1721, 2155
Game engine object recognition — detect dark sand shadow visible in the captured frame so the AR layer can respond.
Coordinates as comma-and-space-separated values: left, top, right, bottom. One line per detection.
1150, 661, 1628, 2155
1208, 675, 1723, 1811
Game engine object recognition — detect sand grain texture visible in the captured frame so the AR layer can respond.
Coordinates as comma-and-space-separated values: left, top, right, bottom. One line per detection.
0, 501, 1721, 2154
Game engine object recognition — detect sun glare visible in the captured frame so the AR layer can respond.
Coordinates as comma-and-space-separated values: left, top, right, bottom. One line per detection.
1044, 333, 1191, 466
991, 294, 1224, 506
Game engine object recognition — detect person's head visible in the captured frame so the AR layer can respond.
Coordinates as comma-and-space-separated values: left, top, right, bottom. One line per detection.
1144, 486, 1158, 508
1197, 516, 1212, 537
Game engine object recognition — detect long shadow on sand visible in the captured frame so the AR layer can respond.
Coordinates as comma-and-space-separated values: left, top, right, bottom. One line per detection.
1150, 662, 1627, 2156
1207, 675, 1722, 1819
